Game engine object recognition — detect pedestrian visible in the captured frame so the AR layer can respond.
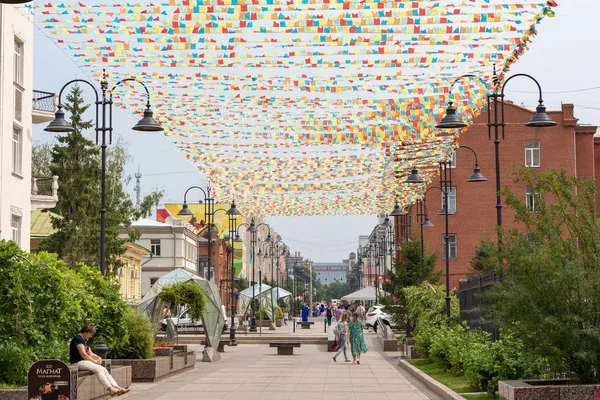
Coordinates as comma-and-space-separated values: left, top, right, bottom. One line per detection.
334, 304, 343, 322
160, 304, 171, 332
320, 302, 325, 316
357, 303, 366, 329
283, 310, 289, 326
326, 302, 333, 327
332, 313, 350, 363
349, 311, 368, 364
343, 304, 352, 322
301, 303, 309, 322
70, 323, 130, 396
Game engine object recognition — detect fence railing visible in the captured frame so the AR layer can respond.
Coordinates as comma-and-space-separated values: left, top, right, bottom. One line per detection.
458, 272, 502, 341
32, 90, 56, 113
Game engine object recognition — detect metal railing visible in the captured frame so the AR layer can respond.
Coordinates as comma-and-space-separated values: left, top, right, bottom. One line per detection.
31, 176, 59, 198
458, 272, 502, 341
32, 90, 56, 113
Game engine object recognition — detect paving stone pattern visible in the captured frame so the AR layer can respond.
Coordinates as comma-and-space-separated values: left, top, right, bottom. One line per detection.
120, 332, 441, 400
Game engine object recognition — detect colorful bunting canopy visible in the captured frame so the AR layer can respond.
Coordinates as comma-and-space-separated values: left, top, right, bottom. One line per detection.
32, 0, 557, 216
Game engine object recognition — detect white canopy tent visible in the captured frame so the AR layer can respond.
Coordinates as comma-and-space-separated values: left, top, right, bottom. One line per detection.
341, 286, 390, 302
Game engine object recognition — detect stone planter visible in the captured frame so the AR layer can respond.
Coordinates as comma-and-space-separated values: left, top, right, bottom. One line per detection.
276, 319, 283, 327
111, 346, 195, 383
499, 379, 600, 400
400, 337, 423, 359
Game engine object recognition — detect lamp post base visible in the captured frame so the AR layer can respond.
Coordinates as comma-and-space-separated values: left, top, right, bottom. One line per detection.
229, 328, 237, 346
249, 316, 257, 332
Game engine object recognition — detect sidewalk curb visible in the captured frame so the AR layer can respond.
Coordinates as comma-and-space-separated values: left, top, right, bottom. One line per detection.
398, 359, 466, 400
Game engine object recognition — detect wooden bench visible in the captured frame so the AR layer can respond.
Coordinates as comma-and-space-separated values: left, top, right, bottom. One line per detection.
269, 342, 301, 355
299, 321, 314, 330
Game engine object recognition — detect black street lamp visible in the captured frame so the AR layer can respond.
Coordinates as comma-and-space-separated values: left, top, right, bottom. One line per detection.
245, 219, 271, 332
177, 186, 216, 280
224, 202, 240, 345
45, 72, 162, 275
407, 146, 487, 324
437, 72, 557, 257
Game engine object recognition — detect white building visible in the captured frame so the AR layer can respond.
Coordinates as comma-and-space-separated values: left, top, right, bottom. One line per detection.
0, 4, 57, 250
120, 218, 199, 296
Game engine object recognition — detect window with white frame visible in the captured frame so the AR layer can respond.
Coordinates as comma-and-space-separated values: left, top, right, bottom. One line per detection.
449, 151, 457, 168
14, 37, 24, 85
442, 234, 457, 259
526, 186, 539, 212
12, 126, 22, 175
525, 140, 540, 167
11, 215, 22, 246
441, 187, 457, 214
150, 239, 161, 256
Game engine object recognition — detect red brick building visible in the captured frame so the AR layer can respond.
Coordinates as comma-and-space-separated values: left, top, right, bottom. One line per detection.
199, 237, 234, 309
399, 103, 598, 289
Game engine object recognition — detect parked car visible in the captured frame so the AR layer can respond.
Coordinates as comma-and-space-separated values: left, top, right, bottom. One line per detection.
161, 309, 203, 331
365, 305, 390, 332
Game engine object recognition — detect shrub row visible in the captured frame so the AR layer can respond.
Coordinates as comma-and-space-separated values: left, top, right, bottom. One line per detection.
405, 284, 547, 397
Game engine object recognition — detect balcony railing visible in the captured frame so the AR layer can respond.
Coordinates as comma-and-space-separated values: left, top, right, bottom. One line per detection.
32, 90, 56, 113
31, 176, 59, 211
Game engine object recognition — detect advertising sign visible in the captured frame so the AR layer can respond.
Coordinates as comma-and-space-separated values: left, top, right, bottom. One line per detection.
28, 359, 71, 400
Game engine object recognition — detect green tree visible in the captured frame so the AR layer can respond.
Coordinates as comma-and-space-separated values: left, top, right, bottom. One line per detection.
347, 261, 363, 292
488, 168, 600, 383
324, 281, 348, 301
36, 86, 162, 273
470, 238, 499, 274
383, 238, 438, 334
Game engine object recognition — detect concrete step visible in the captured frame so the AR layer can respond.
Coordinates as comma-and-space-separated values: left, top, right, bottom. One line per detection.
176, 335, 328, 345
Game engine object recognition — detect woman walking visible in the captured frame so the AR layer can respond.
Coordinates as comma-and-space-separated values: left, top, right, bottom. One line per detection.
349, 311, 368, 364
332, 313, 350, 362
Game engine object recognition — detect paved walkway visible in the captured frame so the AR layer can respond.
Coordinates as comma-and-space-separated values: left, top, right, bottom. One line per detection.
121, 332, 441, 400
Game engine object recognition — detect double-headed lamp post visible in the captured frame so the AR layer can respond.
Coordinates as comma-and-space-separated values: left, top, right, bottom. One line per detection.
437, 73, 557, 256
177, 186, 218, 280
223, 202, 241, 345
405, 145, 487, 324
246, 219, 272, 332
45, 72, 163, 275
259, 240, 289, 322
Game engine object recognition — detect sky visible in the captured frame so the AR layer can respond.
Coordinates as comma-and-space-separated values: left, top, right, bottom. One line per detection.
31, 0, 600, 262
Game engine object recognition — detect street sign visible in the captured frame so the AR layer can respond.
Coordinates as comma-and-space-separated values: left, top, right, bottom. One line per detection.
28, 359, 71, 400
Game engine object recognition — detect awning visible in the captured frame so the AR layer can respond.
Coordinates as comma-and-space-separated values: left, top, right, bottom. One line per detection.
341, 286, 389, 302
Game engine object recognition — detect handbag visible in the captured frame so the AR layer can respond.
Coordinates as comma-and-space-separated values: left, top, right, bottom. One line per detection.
331, 339, 339, 352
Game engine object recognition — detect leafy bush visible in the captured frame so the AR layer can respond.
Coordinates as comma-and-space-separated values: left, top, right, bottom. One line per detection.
255, 309, 270, 320
403, 283, 458, 356
0, 241, 129, 386
109, 308, 154, 359
158, 281, 206, 322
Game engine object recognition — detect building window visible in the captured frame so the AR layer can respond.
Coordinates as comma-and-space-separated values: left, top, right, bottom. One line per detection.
12, 126, 22, 175
442, 234, 457, 259
449, 151, 456, 168
11, 215, 22, 246
525, 140, 540, 167
14, 37, 24, 86
150, 239, 161, 256
526, 186, 539, 212
441, 187, 456, 214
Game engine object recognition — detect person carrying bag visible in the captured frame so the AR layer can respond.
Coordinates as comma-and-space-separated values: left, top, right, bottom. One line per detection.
331, 313, 350, 362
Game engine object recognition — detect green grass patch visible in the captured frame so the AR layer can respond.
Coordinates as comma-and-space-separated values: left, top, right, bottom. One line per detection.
408, 359, 479, 394
463, 395, 495, 400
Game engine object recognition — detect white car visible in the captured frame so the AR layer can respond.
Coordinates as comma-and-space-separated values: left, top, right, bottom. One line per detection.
365, 305, 390, 332
161, 309, 203, 330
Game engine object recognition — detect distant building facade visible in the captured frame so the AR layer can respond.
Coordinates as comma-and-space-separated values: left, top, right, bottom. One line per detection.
313, 262, 348, 285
